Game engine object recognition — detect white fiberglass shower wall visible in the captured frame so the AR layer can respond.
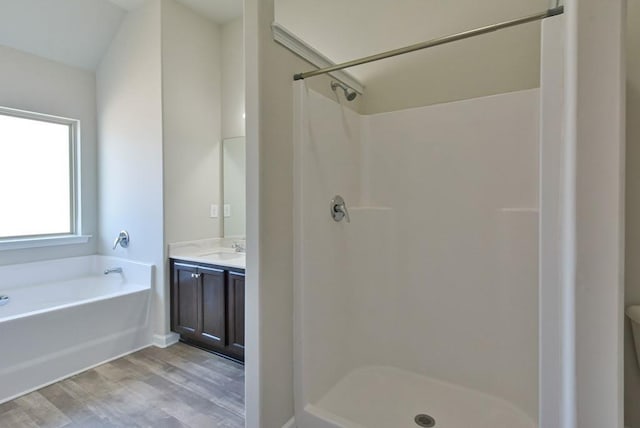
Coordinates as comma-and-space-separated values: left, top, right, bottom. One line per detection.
294, 83, 539, 428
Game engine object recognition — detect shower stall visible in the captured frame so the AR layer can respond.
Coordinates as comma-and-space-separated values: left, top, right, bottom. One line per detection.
292, 7, 565, 428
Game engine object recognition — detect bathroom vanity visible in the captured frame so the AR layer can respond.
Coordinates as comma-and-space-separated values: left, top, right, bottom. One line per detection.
169, 136, 247, 362
169, 241, 245, 362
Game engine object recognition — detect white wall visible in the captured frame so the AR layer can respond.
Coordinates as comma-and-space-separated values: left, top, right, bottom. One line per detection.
538, 15, 567, 427
96, 0, 165, 339
570, 0, 626, 426
245, 1, 350, 426
0, 45, 98, 266
222, 17, 245, 139
244, 2, 261, 425
625, 0, 640, 426
162, 0, 223, 244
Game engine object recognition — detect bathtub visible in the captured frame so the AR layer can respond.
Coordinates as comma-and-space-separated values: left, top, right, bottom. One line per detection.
0, 255, 152, 403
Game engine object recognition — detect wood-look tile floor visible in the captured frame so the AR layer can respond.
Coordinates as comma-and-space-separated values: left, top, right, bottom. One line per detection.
0, 343, 245, 428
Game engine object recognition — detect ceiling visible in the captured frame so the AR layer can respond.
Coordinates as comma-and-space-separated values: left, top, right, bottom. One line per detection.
0, 0, 243, 70
172, 0, 242, 25
0, 0, 126, 70
106, 0, 145, 10
106, 0, 242, 24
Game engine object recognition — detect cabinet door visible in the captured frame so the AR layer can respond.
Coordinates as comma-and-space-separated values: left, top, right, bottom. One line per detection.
227, 271, 245, 361
198, 266, 227, 349
171, 262, 199, 338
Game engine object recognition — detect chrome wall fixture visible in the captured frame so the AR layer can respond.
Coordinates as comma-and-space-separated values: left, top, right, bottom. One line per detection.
331, 195, 351, 223
331, 81, 357, 101
293, 6, 564, 82
113, 230, 130, 250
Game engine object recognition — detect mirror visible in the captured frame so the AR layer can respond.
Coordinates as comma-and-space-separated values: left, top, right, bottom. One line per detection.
222, 136, 246, 238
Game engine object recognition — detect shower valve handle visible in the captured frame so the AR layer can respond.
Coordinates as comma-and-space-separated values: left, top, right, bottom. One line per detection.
331, 195, 350, 223
113, 230, 130, 250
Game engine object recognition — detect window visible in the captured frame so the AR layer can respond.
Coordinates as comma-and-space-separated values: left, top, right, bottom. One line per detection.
0, 107, 79, 242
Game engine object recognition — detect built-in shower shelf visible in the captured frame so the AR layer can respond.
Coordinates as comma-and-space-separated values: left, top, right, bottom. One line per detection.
499, 208, 539, 213
349, 206, 392, 211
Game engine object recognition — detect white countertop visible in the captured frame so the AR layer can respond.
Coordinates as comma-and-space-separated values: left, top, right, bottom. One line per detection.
168, 238, 246, 270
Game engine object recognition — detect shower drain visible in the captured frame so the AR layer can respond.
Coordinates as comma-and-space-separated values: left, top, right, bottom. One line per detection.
414, 414, 436, 427
0, 295, 9, 306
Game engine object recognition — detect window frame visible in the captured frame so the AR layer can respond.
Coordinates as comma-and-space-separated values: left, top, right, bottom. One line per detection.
0, 106, 89, 250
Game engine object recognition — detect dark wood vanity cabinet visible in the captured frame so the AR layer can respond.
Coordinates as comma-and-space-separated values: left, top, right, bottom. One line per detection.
226, 271, 245, 360
170, 260, 245, 362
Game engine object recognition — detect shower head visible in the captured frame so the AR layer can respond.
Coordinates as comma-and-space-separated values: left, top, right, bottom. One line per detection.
331, 81, 357, 101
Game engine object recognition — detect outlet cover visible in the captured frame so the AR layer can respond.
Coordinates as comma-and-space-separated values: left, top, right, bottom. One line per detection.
210, 204, 219, 218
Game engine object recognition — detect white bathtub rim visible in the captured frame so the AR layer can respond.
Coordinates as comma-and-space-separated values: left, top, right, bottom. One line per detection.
0, 282, 149, 323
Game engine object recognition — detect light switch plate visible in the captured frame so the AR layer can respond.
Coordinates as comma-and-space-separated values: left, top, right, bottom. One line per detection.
210, 204, 219, 218
224, 204, 231, 217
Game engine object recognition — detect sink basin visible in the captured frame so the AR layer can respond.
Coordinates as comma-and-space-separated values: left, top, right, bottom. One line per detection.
197, 251, 244, 260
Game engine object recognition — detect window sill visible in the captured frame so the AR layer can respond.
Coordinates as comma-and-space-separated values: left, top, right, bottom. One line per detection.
0, 235, 92, 251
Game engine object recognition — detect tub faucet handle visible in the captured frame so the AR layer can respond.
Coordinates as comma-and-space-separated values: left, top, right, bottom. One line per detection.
113, 230, 130, 250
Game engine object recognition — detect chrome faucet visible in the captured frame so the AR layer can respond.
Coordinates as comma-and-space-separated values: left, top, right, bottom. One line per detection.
113, 230, 130, 250
104, 267, 123, 275
232, 241, 246, 253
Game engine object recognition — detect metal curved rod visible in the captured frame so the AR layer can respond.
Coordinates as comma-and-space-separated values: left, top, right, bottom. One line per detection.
293, 6, 564, 81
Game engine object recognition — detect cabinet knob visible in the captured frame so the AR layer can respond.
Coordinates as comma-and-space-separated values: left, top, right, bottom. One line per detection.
191, 273, 200, 279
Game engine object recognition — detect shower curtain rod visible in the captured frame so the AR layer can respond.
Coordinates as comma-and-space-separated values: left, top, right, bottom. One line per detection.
293, 6, 564, 82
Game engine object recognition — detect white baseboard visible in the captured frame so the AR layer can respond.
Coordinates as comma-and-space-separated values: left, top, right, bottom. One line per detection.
152, 332, 180, 348
282, 416, 296, 428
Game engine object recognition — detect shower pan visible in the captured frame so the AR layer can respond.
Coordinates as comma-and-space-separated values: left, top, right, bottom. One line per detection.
292, 7, 565, 428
